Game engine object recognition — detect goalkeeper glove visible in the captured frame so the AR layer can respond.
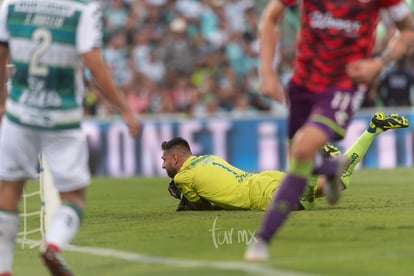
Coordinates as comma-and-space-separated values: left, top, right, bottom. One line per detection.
168, 179, 183, 200
176, 197, 193, 211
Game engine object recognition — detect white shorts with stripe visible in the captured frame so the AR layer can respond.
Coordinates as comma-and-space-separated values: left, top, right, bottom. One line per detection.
0, 117, 90, 192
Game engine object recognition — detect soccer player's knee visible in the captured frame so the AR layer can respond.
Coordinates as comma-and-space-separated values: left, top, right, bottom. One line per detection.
290, 143, 317, 160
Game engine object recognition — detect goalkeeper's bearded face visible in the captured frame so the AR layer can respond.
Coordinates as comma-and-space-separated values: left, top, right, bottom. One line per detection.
165, 167, 178, 178
161, 151, 179, 178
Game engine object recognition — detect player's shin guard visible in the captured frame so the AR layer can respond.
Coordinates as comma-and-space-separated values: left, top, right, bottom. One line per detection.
0, 210, 19, 274
45, 203, 82, 251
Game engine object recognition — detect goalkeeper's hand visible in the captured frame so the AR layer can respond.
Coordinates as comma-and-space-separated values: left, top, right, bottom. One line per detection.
176, 197, 193, 211
168, 179, 183, 200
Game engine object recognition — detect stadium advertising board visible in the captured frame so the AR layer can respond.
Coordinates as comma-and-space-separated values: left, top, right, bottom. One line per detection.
83, 112, 414, 177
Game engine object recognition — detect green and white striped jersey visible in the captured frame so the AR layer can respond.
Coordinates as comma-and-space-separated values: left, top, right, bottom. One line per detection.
0, 0, 103, 129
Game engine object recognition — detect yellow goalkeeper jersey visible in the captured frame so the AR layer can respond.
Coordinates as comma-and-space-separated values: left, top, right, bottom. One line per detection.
173, 155, 286, 210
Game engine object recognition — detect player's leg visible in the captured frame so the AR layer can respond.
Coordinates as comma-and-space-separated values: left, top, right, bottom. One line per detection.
246, 123, 329, 260
311, 112, 409, 198
40, 189, 85, 276
0, 180, 24, 276
246, 84, 343, 260
0, 118, 39, 275
340, 112, 409, 188
246, 84, 314, 260
40, 129, 90, 276
300, 143, 342, 208
245, 85, 356, 261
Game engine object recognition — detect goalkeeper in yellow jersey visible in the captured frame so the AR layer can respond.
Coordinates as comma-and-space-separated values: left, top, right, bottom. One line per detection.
161, 112, 409, 211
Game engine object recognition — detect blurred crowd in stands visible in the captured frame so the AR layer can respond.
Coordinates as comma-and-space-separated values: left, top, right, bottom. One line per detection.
85, 0, 414, 119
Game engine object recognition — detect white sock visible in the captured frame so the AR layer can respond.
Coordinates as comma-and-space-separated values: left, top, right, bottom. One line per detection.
0, 211, 19, 273
45, 205, 81, 251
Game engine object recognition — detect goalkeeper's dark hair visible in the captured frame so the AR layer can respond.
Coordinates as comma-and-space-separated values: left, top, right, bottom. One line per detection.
161, 137, 192, 154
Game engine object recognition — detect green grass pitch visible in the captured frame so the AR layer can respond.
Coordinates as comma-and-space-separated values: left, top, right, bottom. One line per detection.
13, 168, 414, 275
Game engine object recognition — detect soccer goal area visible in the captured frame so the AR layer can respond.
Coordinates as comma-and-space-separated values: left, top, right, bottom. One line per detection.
17, 155, 60, 249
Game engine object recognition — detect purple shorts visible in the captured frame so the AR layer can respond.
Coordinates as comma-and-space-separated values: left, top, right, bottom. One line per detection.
287, 81, 366, 141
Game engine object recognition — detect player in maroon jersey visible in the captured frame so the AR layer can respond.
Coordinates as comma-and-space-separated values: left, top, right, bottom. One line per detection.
245, 0, 414, 261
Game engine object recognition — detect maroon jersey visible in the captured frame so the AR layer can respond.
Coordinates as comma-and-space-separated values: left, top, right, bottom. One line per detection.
282, 0, 403, 93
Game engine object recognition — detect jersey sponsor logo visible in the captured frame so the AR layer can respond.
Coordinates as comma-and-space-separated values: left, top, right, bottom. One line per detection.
309, 11, 360, 33
20, 77, 62, 107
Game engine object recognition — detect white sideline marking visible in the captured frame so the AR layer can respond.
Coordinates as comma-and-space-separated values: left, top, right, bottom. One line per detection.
66, 244, 310, 276
17, 239, 310, 276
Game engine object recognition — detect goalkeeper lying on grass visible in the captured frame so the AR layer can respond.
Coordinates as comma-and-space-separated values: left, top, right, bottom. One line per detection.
161, 112, 409, 211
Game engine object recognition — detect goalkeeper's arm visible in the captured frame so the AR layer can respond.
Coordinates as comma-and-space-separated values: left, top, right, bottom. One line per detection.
167, 179, 222, 211
176, 196, 223, 211
186, 198, 218, 211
